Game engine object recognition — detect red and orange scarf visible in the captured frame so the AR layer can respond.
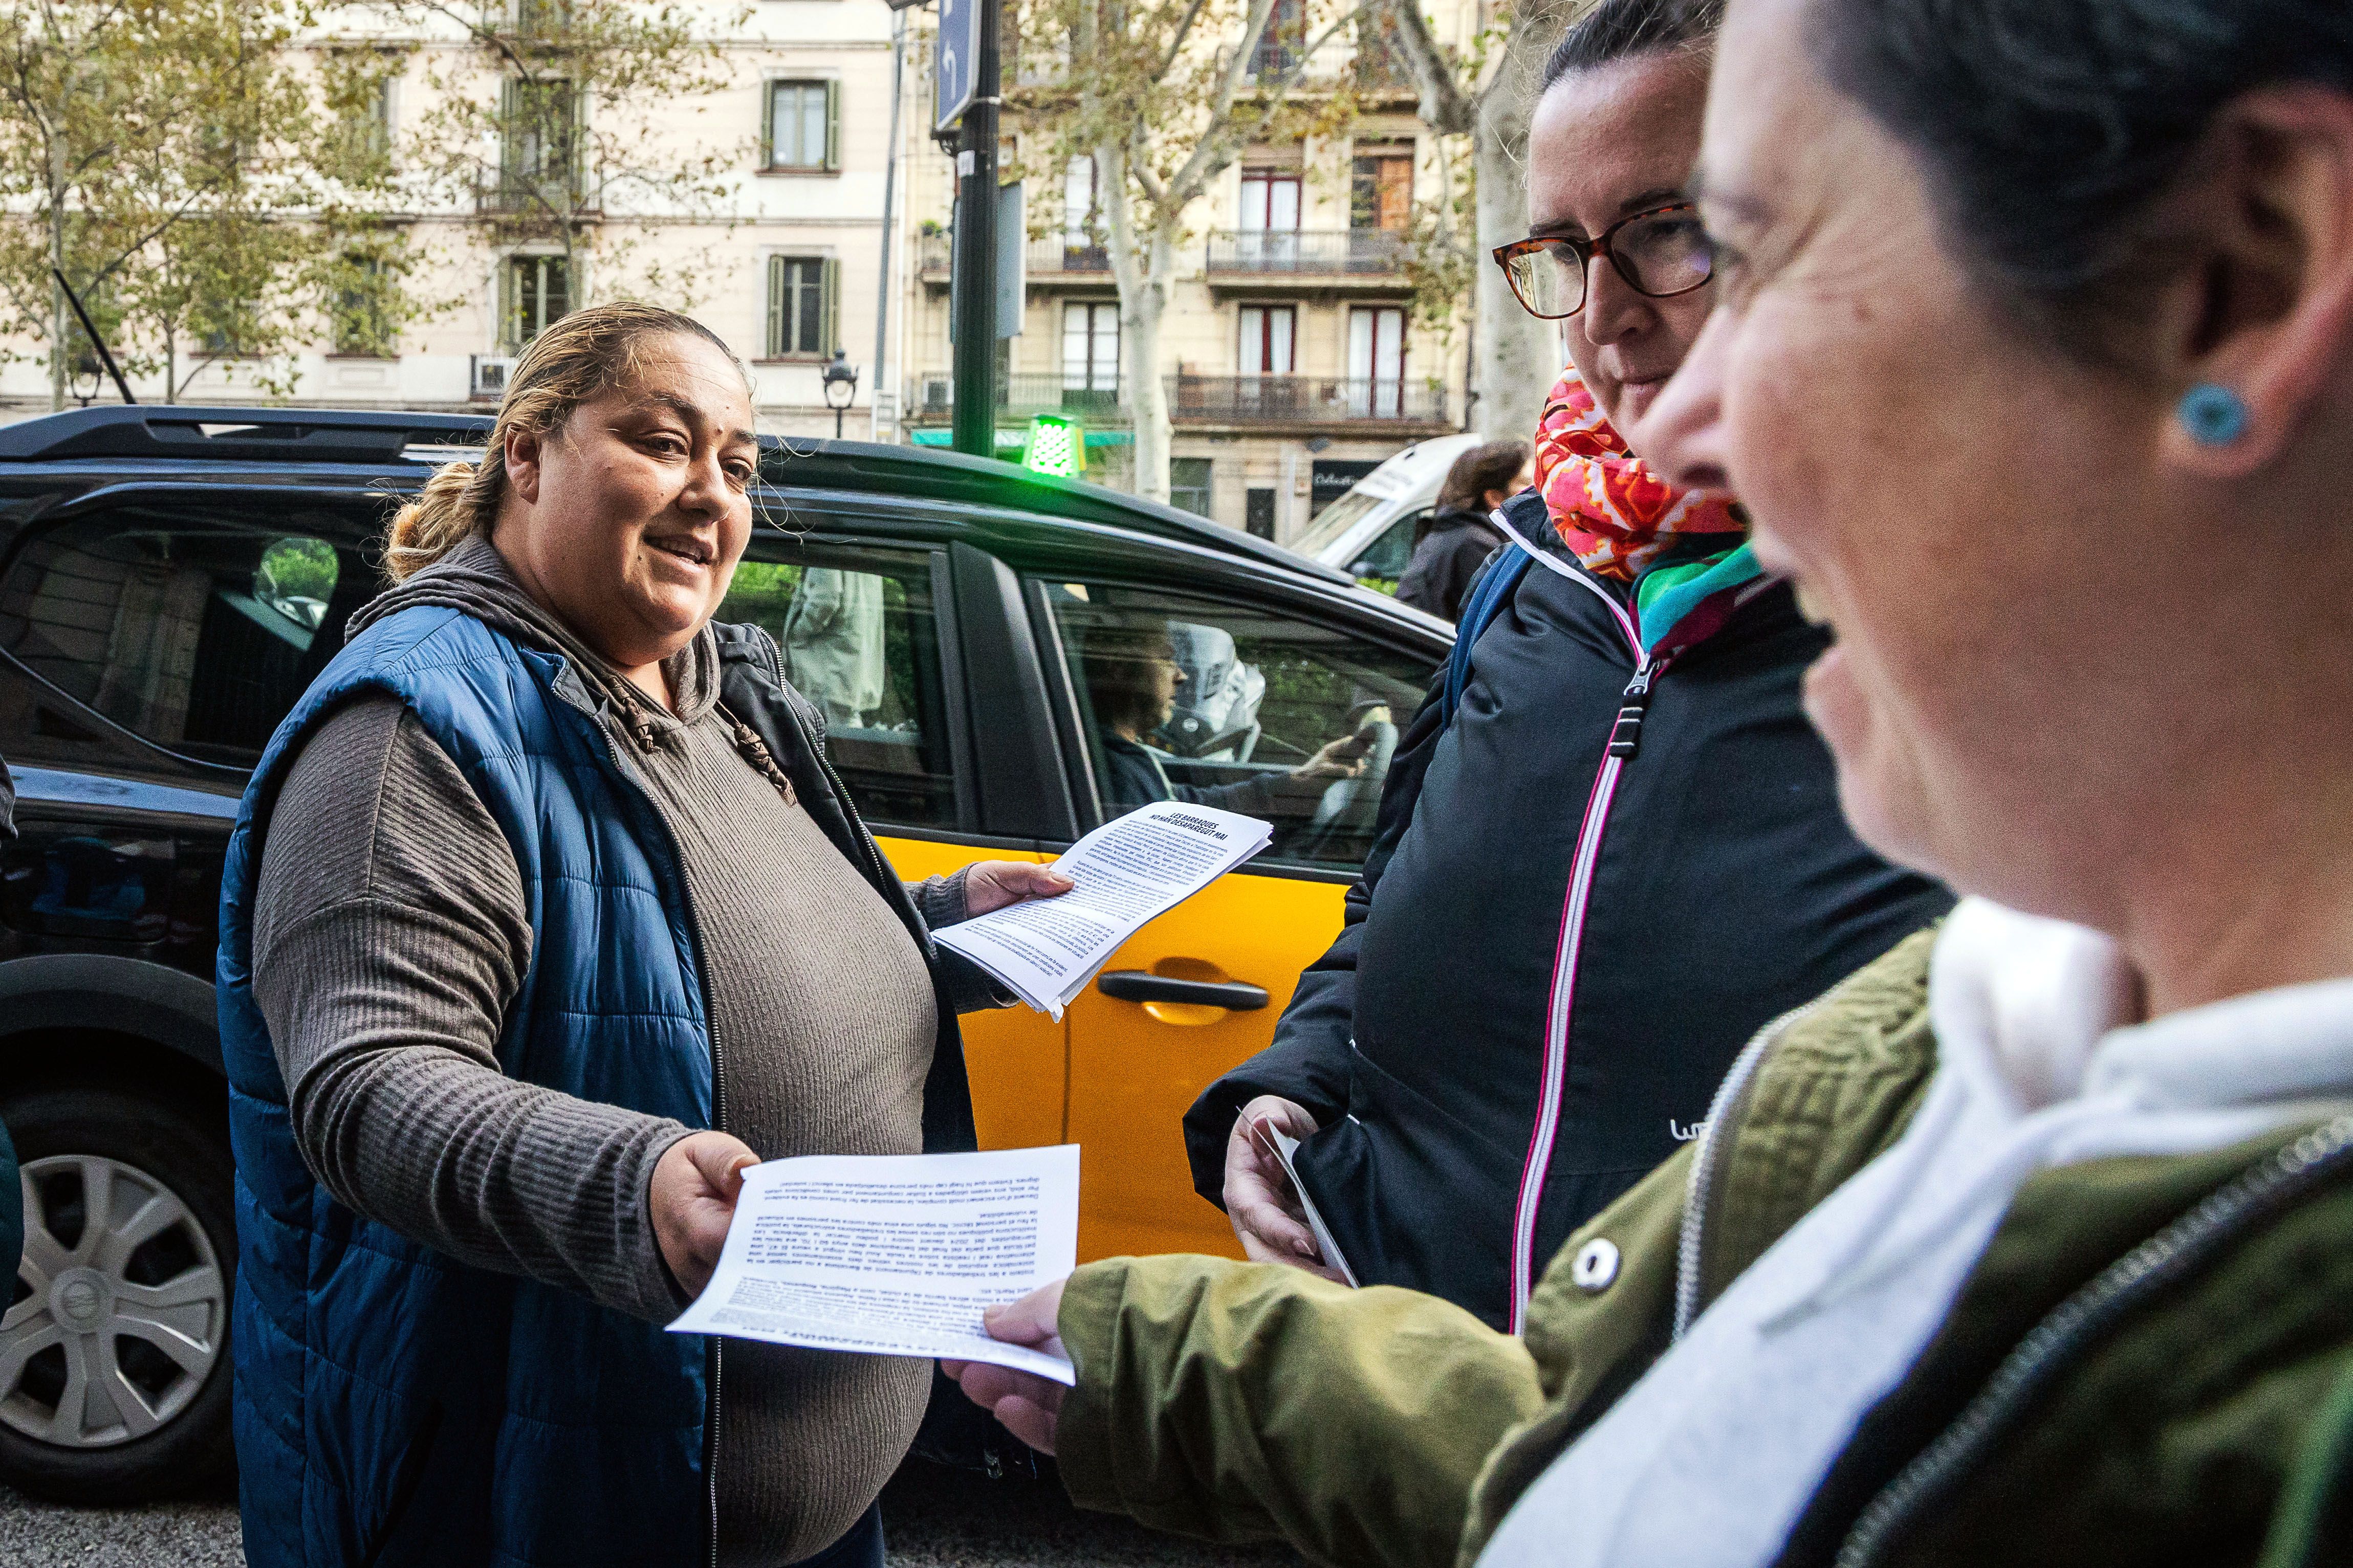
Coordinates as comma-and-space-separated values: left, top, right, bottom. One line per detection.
1531, 368, 1743, 582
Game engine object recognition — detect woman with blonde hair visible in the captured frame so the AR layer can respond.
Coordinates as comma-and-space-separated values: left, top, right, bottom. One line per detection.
217, 302, 1068, 1568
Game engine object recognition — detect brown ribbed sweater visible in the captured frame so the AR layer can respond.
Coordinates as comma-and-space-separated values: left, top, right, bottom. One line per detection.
251, 536, 942, 1564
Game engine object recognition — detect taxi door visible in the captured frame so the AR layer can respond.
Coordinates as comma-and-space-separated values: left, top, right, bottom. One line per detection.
1025, 572, 1442, 1264
1060, 867, 1350, 1259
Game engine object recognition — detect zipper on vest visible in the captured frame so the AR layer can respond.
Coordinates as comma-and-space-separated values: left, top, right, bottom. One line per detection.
1833, 1111, 2353, 1568
1507, 572, 1657, 1332
1673, 998, 1822, 1341
580, 713, 729, 1565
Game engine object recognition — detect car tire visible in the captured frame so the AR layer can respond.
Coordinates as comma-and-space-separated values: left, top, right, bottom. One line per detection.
0, 1084, 237, 1503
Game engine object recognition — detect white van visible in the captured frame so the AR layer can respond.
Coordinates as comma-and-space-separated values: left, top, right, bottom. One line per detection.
1293, 433, 1487, 587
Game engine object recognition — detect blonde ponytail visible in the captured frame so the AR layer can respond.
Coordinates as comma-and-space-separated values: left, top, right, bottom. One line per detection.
385, 454, 506, 582
382, 300, 751, 582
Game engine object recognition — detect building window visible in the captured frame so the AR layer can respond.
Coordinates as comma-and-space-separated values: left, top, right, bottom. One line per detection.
500, 77, 578, 203
1250, 0, 1304, 79
1245, 487, 1277, 540
512, 0, 572, 36
1354, 9, 1411, 89
332, 251, 397, 357
1170, 457, 1214, 520
1062, 156, 1097, 246
765, 80, 839, 171
1348, 305, 1406, 416
1237, 304, 1295, 374
503, 254, 571, 348
332, 69, 393, 167
1063, 302, 1118, 394
766, 255, 837, 358
1239, 169, 1300, 232
1350, 150, 1414, 231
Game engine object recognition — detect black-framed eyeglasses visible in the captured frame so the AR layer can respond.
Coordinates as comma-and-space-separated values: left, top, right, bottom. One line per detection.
1491, 202, 1714, 320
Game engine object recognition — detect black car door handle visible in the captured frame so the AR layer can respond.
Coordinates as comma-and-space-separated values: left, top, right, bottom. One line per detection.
1095, 971, 1270, 1011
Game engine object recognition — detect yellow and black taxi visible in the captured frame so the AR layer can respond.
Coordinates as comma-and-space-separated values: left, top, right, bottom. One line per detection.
0, 406, 1449, 1499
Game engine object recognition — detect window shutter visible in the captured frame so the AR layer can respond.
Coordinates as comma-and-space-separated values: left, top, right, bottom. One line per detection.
823, 81, 841, 172
761, 81, 775, 168
497, 257, 515, 350
766, 255, 785, 358
820, 258, 840, 354
499, 78, 520, 189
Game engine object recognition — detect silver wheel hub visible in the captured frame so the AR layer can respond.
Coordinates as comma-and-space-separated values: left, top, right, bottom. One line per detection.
2, 1155, 226, 1450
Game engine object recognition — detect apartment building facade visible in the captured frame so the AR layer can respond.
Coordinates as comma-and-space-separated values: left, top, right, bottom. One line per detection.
1, 0, 913, 440
896, 5, 1486, 544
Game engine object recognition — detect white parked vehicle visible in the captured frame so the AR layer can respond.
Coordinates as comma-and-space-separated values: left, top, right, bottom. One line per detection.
1294, 433, 1487, 587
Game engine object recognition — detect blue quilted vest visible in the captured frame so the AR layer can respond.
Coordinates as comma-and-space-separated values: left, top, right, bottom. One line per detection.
219, 605, 724, 1568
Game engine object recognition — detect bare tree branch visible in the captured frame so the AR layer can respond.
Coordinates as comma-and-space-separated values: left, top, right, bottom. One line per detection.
1380, 0, 1474, 132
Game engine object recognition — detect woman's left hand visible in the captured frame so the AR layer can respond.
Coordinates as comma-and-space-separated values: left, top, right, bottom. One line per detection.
964, 861, 1076, 916
942, 1276, 1069, 1454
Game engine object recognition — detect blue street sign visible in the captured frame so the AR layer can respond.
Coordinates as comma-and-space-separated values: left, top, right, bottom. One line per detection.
935, 0, 979, 132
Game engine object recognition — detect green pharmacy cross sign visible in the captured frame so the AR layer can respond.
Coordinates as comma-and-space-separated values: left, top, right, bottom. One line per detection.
1020, 414, 1084, 477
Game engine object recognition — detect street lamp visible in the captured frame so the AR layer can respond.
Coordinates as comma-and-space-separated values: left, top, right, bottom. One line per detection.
821, 350, 860, 439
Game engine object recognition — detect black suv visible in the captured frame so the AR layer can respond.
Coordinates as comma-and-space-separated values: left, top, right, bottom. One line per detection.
0, 406, 1448, 1502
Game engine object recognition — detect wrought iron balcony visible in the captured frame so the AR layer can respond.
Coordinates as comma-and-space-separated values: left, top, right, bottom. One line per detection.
1165, 373, 1447, 426
914, 233, 1115, 281
907, 372, 1130, 424
1205, 228, 1406, 277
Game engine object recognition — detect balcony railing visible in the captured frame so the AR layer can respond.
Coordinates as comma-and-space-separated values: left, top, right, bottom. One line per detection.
1205, 228, 1405, 276
1166, 373, 1447, 426
910, 371, 1445, 428
916, 233, 1116, 278
908, 372, 1130, 424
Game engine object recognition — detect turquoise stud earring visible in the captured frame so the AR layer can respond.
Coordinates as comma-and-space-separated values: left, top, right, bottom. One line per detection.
2178, 383, 2250, 446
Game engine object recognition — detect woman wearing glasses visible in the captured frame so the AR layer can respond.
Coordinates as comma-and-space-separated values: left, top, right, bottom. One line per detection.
1185, 0, 1948, 1330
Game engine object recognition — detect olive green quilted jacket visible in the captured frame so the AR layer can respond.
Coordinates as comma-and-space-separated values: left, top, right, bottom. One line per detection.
1053, 928, 2353, 1568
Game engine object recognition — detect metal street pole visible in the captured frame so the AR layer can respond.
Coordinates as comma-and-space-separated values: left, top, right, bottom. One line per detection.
949, 0, 1000, 458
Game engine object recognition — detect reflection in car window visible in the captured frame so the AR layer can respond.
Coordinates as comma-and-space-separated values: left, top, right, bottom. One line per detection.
1350, 510, 1423, 586
718, 551, 958, 831
0, 515, 371, 768
1042, 582, 1435, 872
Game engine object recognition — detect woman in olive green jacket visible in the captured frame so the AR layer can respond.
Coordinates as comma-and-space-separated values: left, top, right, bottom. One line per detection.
944, 0, 2353, 1564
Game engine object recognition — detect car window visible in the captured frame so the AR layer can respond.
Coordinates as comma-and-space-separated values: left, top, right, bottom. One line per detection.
1040, 581, 1434, 873
0, 515, 377, 769
717, 548, 960, 832
1349, 510, 1423, 585
1292, 488, 1383, 557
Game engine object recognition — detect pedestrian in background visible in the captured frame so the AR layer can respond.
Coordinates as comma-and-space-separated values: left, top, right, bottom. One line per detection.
1185, 0, 1949, 1329
1393, 441, 1528, 621
217, 302, 1069, 1568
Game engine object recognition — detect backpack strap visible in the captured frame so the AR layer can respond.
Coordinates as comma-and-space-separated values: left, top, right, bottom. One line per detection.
1441, 541, 1535, 727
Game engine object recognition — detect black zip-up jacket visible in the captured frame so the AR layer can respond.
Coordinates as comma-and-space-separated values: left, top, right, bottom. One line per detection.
1182, 492, 1953, 1330
1395, 507, 1505, 622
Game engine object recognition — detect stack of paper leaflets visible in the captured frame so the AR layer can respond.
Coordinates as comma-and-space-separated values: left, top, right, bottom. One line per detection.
933, 800, 1274, 1019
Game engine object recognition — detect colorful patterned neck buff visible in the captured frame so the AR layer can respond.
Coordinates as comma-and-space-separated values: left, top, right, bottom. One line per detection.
1532, 367, 1745, 582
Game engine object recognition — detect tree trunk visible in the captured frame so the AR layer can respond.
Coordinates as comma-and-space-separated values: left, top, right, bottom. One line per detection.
1469, 49, 1556, 446
1122, 228, 1173, 504
1100, 139, 1177, 505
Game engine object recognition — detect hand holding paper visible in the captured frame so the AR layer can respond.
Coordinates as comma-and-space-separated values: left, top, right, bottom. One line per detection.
931, 801, 1275, 1018
943, 1278, 1070, 1456
667, 1144, 1082, 1383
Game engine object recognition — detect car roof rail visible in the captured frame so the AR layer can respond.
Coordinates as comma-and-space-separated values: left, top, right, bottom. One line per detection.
0, 405, 494, 465
0, 407, 1351, 585
762, 437, 1350, 584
